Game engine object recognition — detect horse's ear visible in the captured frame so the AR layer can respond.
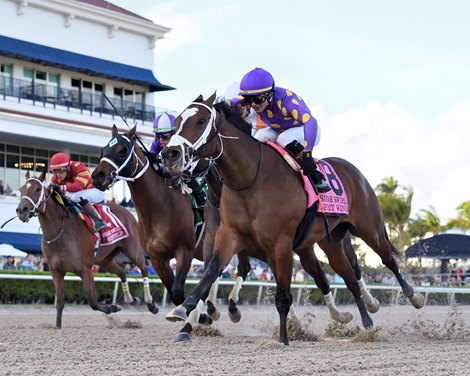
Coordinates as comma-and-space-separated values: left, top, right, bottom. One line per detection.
112, 124, 118, 137
25, 170, 30, 180
194, 94, 203, 103
206, 92, 217, 106
39, 166, 47, 181
128, 125, 137, 138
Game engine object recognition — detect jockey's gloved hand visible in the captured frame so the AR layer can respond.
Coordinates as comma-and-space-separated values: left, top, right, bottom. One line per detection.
300, 151, 316, 175
50, 184, 65, 192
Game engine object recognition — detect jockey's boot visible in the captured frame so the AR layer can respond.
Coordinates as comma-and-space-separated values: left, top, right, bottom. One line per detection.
300, 151, 331, 193
83, 202, 107, 232
188, 178, 207, 208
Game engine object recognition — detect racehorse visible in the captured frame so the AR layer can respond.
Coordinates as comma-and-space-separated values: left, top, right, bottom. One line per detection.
91, 126, 204, 309
161, 94, 424, 345
16, 170, 156, 329
168, 153, 373, 326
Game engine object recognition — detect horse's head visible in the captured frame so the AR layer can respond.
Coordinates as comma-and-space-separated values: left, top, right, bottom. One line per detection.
16, 169, 48, 222
92, 125, 148, 190
161, 92, 219, 179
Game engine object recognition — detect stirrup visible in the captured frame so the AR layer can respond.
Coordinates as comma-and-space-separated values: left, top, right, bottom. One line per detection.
315, 180, 331, 193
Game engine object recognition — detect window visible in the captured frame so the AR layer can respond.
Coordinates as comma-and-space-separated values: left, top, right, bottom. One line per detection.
35, 71, 47, 81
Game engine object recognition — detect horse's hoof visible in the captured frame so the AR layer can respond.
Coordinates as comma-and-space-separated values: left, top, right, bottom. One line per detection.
334, 311, 353, 324
409, 292, 425, 309
131, 297, 141, 306
228, 309, 242, 323
166, 306, 187, 322
365, 298, 380, 314
362, 317, 374, 329
147, 302, 159, 314
279, 337, 289, 346
198, 313, 213, 326
110, 305, 121, 313
175, 332, 192, 343
206, 302, 220, 321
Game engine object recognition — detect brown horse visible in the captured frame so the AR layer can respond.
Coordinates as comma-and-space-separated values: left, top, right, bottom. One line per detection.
161, 94, 424, 345
170, 157, 366, 326
16, 170, 156, 329
91, 126, 205, 309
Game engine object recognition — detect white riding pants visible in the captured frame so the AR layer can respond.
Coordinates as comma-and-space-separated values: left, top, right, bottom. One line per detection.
65, 188, 105, 204
253, 126, 321, 149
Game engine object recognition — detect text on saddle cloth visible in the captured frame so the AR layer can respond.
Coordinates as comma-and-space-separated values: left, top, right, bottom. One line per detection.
266, 142, 349, 216
82, 205, 129, 246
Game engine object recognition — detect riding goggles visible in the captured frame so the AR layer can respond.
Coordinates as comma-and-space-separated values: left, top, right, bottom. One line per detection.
156, 132, 173, 140
244, 94, 268, 105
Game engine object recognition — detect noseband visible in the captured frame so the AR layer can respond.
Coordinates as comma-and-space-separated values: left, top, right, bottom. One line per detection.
100, 134, 150, 186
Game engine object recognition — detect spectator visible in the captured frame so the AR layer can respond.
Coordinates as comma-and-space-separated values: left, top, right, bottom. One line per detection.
146, 261, 157, 276
91, 264, 99, 273
3, 255, 16, 270
248, 268, 259, 280
108, 197, 117, 204
127, 199, 135, 208
0, 180, 4, 194
36, 257, 49, 272
129, 264, 141, 275
294, 267, 305, 282
20, 254, 37, 270
260, 269, 269, 281
119, 197, 128, 207
4, 184, 13, 195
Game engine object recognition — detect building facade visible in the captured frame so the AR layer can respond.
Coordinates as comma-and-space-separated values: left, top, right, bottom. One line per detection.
0, 0, 173, 251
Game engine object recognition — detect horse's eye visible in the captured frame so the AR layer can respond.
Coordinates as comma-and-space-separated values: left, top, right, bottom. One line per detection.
196, 117, 206, 126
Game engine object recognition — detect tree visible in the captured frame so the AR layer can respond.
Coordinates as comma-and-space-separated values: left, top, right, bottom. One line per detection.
375, 176, 413, 250
408, 206, 442, 241
446, 201, 470, 231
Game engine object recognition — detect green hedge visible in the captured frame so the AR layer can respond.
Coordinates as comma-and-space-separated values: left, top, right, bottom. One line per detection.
1, 272, 469, 306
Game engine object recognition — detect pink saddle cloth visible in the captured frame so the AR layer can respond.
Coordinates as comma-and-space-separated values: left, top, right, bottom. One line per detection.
266, 142, 349, 216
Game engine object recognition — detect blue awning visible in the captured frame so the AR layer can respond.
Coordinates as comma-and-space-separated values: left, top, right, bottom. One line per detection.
0, 35, 174, 92
0, 231, 42, 253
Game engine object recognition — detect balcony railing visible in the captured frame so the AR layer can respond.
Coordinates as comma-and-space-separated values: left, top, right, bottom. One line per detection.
0, 75, 159, 123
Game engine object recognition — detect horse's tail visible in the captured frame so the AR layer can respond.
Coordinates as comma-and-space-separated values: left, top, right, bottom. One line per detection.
383, 226, 403, 260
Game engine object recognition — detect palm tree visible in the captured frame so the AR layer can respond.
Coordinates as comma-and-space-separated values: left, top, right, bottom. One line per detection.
408, 206, 442, 241
375, 176, 413, 250
446, 201, 470, 231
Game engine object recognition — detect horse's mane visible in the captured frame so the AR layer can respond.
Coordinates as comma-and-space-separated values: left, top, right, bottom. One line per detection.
214, 100, 253, 136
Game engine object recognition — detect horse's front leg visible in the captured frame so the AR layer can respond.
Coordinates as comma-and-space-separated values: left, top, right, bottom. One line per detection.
172, 246, 193, 305
273, 240, 294, 345
50, 268, 66, 329
80, 269, 121, 314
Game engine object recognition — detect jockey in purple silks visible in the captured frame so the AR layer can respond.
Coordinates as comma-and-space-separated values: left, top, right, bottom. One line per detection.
151, 112, 207, 208
227, 67, 330, 193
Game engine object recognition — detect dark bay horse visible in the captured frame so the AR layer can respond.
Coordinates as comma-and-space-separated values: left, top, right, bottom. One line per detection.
92, 126, 204, 309
16, 171, 156, 329
161, 94, 424, 345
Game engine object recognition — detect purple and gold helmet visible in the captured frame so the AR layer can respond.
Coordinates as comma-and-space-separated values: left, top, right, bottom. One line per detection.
239, 68, 274, 96
153, 113, 176, 134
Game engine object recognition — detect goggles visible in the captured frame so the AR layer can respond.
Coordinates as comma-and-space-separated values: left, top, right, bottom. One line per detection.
51, 168, 68, 173
156, 132, 173, 140
244, 94, 268, 105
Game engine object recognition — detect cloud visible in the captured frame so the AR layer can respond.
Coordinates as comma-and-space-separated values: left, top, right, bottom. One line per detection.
315, 100, 470, 222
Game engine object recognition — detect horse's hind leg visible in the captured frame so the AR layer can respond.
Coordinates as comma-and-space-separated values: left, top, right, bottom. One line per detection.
354, 226, 424, 309
226, 252, 251, 323
100, 258, 137, 305
343, 233, 380, 313
50, 268, 66, 329
296, 246, 353, 324
319, 237, 373, 329
205, 277, 220, 321
80, 269, 121, 314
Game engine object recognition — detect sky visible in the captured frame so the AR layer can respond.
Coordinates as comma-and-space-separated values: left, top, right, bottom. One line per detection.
112, 0, 470, 225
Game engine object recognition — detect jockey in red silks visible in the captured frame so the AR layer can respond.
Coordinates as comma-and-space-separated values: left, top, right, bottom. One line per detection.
227, 67, 330, 193
150, 112, 207, 208
49, 152, 107, 231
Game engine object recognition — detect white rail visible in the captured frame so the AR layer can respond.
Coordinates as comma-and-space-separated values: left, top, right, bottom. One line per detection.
1, 274, 469, 306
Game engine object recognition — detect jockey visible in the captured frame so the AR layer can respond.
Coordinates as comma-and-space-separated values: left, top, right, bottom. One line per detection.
49, 152, 107, 232
150, 112, 207, 208
227, 67, 330, 193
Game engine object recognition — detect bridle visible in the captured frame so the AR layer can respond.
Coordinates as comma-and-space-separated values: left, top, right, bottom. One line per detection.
99, 134, 150, 186
166, 102, 263, 191
21, 177, 50, 218
21, 177, 65, 244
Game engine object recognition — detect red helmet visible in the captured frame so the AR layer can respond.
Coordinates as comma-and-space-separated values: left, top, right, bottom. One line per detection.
50, 153, 70, 171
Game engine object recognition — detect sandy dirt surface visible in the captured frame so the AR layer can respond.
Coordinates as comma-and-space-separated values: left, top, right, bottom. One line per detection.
0, 302, 469, 376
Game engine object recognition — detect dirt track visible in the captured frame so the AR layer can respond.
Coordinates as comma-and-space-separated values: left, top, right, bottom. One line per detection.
0, 303, 469, 376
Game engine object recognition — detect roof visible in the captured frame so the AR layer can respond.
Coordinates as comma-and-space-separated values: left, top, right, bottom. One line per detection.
405, 234, 470, 259
0, 35, 174, 92
75, 0, 152, 22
